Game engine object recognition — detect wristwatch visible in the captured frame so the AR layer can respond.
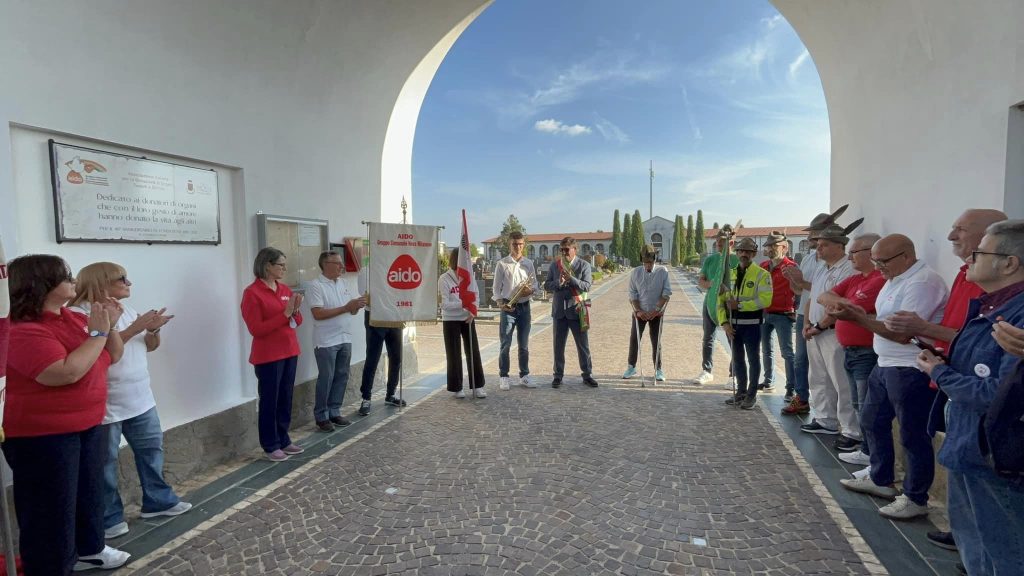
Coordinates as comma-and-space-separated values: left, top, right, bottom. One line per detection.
89, 330, 108, 338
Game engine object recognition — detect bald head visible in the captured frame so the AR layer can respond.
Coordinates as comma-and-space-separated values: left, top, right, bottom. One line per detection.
872, 234, 916, 278
949, 209, 1008, 261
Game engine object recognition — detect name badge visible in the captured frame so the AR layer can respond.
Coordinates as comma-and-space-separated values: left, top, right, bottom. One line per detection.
974, 363, 991, 378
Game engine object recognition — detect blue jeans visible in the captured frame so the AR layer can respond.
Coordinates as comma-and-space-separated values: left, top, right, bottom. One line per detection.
793, 314, 810, 401
761, 313, 795, 390
3, 426, 105, 575
949, 466, 1024, 575
733, 323, 762, 398
314, 343, 352, 421
255, 355, 298, 452
360, 314, 402, 400
498, 302, 531, 378
862, 366, 937, 505
844, 346, 878, 455
103, 406, 180, 528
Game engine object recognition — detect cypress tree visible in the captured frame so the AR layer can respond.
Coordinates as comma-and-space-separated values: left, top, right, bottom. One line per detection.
631, 209, 644, 264
671, 215, 682, 266
685, 214, 695, 264
695, 210, 706, 255
610, 209, 621, 257
622, 213, 632, 262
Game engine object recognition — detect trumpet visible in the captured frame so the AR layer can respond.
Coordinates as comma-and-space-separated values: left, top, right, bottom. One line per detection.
503, 275, 535, 310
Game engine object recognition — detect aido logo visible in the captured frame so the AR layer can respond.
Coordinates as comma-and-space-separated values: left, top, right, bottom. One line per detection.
64, 157, 106, 185
387, 255, 422, 289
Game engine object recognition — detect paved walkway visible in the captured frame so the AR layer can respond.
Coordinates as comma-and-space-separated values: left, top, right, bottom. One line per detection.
116, 269, 961, 575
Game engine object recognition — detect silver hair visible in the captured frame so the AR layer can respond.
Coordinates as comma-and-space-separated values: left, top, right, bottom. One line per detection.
986, 219, 1024, 261
854, 233, 882, 246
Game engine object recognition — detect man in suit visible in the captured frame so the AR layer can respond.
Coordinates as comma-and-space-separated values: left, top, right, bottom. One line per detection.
545, 236, 598, 388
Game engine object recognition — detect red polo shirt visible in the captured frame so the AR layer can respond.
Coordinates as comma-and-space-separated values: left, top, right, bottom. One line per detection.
935, 265, 984, 350
241, 278, 302, 365
832, 270, 886, 347
761, 257, 797, 313
4, 308, 110, 437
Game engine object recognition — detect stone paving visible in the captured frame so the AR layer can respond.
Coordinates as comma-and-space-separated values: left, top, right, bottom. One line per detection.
124, 269, 882, 575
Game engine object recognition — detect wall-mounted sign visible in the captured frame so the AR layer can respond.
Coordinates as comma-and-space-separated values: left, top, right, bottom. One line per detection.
49, 140, 221, 244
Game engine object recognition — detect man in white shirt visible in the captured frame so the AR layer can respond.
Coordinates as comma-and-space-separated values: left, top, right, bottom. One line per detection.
491, 231, 539, 390
800, 222, 859, 441
623, 244, 672, 381
306, 251, 366, 431
837, 234, 948, 520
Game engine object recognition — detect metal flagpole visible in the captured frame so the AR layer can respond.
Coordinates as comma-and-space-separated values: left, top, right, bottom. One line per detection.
649, 161, 654, 220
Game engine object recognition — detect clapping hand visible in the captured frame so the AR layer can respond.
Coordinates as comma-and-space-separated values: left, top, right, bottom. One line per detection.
284, 293, 303, 317
884, 310, 926, 335
993, 318, 1024, 358
148, 308, 174, 331
87, 301, 112, 334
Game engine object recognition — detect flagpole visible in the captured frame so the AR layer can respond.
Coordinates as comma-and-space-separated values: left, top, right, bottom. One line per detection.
0, 232, 17, 576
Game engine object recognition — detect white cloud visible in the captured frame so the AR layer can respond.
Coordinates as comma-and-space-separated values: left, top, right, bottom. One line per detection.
680, 86, 702, 142
534, 119, 592, 136
788, 49, 810, 79
593, 114, 631, 143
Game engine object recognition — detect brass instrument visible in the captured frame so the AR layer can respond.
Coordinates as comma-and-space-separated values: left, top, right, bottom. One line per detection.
503, 274, 535, 310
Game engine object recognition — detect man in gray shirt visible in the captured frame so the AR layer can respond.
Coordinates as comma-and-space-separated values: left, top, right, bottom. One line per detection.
623, 244, 672, 381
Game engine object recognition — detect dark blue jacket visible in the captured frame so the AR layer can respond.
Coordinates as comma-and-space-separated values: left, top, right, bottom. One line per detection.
930, 290, 1024, 472
544, 257, 592, 321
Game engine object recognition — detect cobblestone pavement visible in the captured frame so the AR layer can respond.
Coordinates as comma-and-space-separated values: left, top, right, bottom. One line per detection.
127, 270, 881, 575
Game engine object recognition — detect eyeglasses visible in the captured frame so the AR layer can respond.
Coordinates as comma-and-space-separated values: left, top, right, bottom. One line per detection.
871, 251, 906, 267
560, 248, 572, 254
116, 275, 132, 286
63, 274, 77, 283
272, 262, 288, 269
849, 248, 871, 255
971, 250, 1012, 261
511, 242, 525, 247
323, 260, 343, 266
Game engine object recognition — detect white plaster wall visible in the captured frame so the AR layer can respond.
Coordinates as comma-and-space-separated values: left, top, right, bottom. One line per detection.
0, 0, 487, 429
773, 0, 1024, 276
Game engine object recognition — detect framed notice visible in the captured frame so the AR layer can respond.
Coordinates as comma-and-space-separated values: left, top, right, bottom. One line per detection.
49, 140, 221, 244
256, 213, 329, 289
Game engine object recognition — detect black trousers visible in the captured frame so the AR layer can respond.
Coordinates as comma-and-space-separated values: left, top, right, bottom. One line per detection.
254, 355, 297, 452
360, 313, 403, 399
4, 425, 106, 576
442, 320, 485, 391
627, 315, 663, 370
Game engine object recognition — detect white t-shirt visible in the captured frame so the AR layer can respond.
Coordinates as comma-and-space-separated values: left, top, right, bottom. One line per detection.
305, 274, 357, 348
807, 257, 854, 324
873, 260, 949, 367
72, 302, 156, 424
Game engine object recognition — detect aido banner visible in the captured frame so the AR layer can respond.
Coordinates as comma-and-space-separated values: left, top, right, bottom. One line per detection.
366, 223, 438, 324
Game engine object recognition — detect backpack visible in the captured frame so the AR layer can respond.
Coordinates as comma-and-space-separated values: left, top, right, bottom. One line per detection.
980, 359, 1024, 479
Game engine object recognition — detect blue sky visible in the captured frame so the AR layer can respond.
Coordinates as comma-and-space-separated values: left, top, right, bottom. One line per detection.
412, 0, 829, 245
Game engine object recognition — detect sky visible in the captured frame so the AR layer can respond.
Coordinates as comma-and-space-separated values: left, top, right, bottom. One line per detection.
412, 0, 830, 246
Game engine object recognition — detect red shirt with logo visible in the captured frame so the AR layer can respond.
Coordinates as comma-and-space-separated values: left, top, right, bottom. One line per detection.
241, 279, 303, 365
761, 257, 797, 313
832, 270, 886, 347
4, 308, 110, 437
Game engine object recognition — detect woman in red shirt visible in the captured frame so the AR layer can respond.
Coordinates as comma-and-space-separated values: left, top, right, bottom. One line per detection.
241, 248, 304, 461
3, 254, 129, 574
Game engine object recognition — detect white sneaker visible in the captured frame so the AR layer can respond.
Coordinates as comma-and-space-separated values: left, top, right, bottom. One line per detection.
474, 388, 487, 398
879, 494, 929, 520
839, 450, 871, 466
140, 501, 192, 519
499, 377, 511, 390
852, 465, 872, 479
839, 476, 899, 499
692, 371, 713, 385
454, 390, 466, 399
104, 522, 129, 539
73, 546, 130, 571
521, 375, 538, 388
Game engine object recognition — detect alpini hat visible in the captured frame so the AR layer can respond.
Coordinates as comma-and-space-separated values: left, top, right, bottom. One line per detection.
763, 230, 788, 246
735, 238, 758, 252
640, 244, 657, 261
804, 204, 849, 231
815, 218, 865, 246
716, 224, 735, 239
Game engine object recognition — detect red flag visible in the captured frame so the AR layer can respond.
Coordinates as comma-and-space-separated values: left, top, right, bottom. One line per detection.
457, 209, 478, 316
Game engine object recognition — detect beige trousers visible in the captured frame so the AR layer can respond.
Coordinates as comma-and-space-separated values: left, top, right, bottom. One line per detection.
807, 330, 862, 439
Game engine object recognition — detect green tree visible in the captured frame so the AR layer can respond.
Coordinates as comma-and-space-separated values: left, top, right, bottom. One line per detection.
610, 209, 621, 257
470, 244, 480, 258
631, 209, 644, 264
695, 210, 706, 255
670, 215, 681, 266
496, 214, 526, 258
713, 221, 719, 229
622, 212, 632, 261
685, 214, 695, 263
